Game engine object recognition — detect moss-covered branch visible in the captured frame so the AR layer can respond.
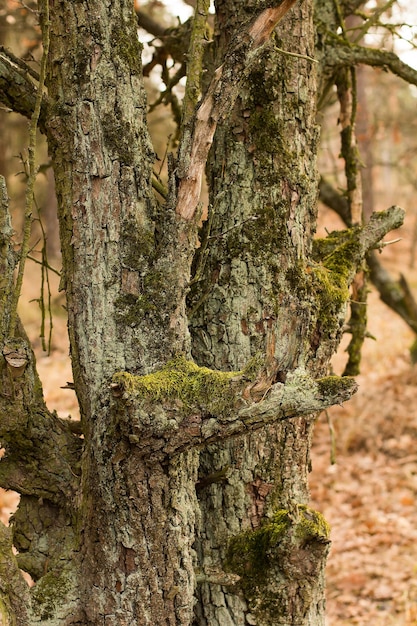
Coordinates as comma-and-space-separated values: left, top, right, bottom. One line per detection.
313, 205, 404, 286
111, 357, 358, 458
319, 179, 417, 345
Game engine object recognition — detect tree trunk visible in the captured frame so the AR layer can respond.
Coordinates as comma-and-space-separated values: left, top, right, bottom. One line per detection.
190, 2, 331, 623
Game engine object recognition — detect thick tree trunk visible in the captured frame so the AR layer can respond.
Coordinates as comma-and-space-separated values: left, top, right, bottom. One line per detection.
189, 2, 332, 624
42, 0, 202, 623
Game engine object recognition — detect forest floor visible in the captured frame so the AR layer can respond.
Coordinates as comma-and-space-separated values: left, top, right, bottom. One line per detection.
2, 207, 417, 625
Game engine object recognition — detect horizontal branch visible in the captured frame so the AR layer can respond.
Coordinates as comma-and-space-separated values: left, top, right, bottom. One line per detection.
319, 180, 417, 337
111, 360, 358, 459
323, 42, 417, 87
313, 205, 405, 285
356, 205, 404, 261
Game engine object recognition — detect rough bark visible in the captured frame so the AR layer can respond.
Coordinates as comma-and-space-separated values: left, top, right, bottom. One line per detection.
319, 178, 417, 355
187, 1, 387, 623
42, 0, 203, 622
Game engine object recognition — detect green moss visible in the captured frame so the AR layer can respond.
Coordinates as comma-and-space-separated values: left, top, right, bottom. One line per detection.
31, 569, 71, 620
309, 264, 349, 316
309, 231, 362, 329
226, 509, 291, 582
110, 24, 143, 74
226, 505, 330, 587
113, 355, 248, 414
295, 505, 330, 543
316, 375, 356, 399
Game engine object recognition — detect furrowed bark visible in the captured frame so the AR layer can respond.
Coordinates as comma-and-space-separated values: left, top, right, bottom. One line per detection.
187, 1, 404, 622
188, 1, 335, 623
175, 0, 298, 221
43, 0, 201, 622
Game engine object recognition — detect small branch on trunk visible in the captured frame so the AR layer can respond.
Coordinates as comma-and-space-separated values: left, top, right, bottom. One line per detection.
111, 205, 404, 458
0, 49, 48, 132
111, 361, 358, 458
323, 43, 417, 87
319, 179, 417, 343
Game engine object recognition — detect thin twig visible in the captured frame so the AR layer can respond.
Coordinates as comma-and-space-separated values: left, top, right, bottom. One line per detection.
8, 0, 50, 337
275, 47, 318, 63
324, 410, 337, 465
27, 255, 60, 276
152, 175, 168, 199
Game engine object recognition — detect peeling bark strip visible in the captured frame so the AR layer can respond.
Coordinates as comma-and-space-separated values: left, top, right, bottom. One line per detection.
175, 0, 298, 221
249, 0, 299, 46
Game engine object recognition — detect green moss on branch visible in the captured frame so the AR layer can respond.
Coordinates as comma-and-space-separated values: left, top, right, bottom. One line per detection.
112, 356, 251, 417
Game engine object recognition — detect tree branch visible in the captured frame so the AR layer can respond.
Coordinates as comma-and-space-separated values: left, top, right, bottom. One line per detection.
135, 10, 167, 38
319, 177, 352, 226
111, 365, 358, 459
0, 177, 81, 504
324, 42, 417, 86
319, 178, 417, 340
0, 49, 48, 132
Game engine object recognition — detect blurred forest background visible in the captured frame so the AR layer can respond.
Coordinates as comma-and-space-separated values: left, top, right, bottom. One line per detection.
2, 0, 417, 623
